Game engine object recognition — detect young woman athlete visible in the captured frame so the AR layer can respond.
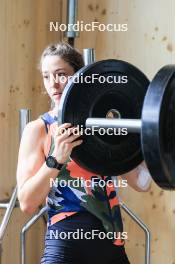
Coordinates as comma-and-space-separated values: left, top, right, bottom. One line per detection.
16, 42, 151, 264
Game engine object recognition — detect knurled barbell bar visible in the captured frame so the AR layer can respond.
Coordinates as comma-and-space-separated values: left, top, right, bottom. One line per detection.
58, 59, 175, 190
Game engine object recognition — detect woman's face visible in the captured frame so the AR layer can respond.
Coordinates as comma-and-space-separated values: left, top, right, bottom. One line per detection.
41, 55, 75, 105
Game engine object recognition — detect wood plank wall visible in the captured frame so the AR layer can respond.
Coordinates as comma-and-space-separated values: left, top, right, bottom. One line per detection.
75, 1, 175, 264
0, 0, 175, 263
0, 0, 62, 263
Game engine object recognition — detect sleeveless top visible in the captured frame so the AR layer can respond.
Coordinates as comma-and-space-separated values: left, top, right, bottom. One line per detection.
41, 112, 124, 246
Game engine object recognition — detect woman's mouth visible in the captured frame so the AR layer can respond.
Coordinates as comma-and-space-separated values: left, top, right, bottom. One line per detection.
53, 93, 62, 100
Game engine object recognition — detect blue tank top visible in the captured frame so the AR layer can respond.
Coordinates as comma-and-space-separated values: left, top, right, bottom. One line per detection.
41, 112, 124, 246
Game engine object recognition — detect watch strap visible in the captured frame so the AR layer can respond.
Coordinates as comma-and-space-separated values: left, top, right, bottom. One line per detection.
55, 161, 64, 170
46, 155, 64, 170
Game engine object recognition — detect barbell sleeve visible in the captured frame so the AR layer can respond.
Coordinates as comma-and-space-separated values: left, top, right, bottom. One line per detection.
83, 48, 95, 65
86, 118, 142, 133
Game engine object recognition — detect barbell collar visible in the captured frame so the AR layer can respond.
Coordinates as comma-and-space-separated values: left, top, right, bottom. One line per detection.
86, 118, 141, 133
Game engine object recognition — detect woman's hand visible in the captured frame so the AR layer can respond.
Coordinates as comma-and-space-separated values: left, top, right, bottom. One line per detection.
120, 161, 152, 192
52, 123, 83, 164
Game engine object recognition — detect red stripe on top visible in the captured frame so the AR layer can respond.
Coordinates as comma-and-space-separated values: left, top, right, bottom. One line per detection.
50, 212, 77, 225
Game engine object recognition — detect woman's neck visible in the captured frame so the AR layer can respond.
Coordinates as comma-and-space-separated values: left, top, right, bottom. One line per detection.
49, 105, 59, 118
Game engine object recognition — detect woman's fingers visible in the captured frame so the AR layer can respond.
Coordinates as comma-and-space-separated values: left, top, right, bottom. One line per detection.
64, 134, 82, 143
52, 123, 83, 164
55, 125, 81, 141
56, 123, 72, 135
70, 139, 83, 148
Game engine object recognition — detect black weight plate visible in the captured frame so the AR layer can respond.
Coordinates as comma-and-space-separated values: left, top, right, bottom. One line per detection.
58, 59, 149, 175
141, 65, 175, 189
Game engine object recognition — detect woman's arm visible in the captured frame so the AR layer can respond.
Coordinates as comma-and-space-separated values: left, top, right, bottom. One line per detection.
120, 161, 152, 192
16, 119, 59, 215
17, 119, 83, 215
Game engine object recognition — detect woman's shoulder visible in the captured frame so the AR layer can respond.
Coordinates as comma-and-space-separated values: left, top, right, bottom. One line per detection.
22, 116, 47, 142
25, 117, 45, 130
19, 118, 47, 153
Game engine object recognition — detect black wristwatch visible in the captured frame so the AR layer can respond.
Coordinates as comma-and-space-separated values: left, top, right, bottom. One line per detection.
46, 156, 64, 170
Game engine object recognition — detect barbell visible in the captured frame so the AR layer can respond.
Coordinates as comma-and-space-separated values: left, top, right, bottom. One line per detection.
58, 59, 175, 190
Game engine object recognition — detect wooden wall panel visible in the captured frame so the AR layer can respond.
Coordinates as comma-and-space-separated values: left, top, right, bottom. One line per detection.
0, 0, 62, 263
75, 1, 175, 264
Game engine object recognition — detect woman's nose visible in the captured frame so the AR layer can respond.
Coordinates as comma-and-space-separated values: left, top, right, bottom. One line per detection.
50, 74, 60, 88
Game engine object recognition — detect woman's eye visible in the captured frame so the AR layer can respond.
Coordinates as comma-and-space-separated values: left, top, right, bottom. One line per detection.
43, 75, 49, 79
58, 72, 66, 77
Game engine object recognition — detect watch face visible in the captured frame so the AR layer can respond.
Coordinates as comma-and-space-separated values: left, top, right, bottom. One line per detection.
47, 156, 56, 168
